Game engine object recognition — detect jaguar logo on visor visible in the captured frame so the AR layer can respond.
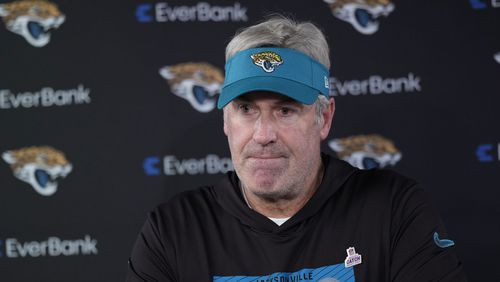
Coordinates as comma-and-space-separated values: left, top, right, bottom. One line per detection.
250, 51, 283, 73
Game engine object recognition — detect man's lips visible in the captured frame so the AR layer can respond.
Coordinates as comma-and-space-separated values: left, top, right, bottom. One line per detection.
247, 155, 285, 160
246, 156, 287, 168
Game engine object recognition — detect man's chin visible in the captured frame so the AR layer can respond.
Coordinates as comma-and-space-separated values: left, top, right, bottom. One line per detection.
245, 177, 277, 190
251, 188, 296, 202
243, 179, 296, 202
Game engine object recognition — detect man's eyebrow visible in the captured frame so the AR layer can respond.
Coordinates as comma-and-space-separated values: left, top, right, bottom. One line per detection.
233, 96, 251, 103
233, 96, 301, 105
273, 98, 304, 108
277, 98, 301, 105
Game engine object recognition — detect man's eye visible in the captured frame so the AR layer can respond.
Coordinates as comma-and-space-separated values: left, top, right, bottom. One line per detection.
238, 104, 251, 113
279, 107, 295, 116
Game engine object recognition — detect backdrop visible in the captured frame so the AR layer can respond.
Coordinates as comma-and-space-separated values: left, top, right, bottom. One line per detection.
1, 0, 499, 281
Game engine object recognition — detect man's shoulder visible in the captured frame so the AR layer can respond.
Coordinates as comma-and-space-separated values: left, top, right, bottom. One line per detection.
356, 167, 417, 187
146, 172, 246, 228
334, 159, 420, 200
327, 155, 418, 190
157, 186, 216, 210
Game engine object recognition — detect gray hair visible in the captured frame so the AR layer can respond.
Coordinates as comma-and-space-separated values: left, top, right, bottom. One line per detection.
225, 15, 331, 69
225, 15, 332, 124
315, 95, 330, 125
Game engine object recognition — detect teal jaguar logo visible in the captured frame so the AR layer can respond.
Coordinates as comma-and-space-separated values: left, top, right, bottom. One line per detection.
251, 51, 283, 73
433, 232, 455, 248
2, 146, 72, 196
159, 62, 224, 113
0, 0, 65, 47
324, 0, 394, 35
329, 134, 402, 169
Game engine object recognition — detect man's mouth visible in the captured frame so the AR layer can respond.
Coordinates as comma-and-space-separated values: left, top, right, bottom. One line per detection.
249, 156, 283, 159
247, 153, 286, 160
246, 156, 287, 168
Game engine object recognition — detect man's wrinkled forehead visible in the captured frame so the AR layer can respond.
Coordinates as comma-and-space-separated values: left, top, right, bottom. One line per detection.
231, 91, 304, 105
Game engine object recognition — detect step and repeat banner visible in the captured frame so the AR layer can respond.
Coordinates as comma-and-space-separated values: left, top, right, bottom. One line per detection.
1, 0, 498, 280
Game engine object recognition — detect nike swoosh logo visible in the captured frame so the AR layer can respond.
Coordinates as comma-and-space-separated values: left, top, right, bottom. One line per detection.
434, 232, 455, 248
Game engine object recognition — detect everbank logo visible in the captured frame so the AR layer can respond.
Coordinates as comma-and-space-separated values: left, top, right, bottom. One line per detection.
0, 84, 91, 109
0, 235, 98, 258
144, 154, 233, 176
469, 0, 500, 9
329, 73, 421, 96
476, 143, 500, 162
494, 52, 500, 64
136, 2, 248, 23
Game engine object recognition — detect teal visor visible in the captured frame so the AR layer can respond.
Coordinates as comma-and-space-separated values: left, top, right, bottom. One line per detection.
218, 47, 330, 109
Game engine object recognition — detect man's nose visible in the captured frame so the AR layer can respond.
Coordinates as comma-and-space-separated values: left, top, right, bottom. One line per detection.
252, 114, 277, 145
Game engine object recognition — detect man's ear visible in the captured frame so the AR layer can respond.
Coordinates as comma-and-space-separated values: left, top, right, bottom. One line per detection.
320, 98, 335, 140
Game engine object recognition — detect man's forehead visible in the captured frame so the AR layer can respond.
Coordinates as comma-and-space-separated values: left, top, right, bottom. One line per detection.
232, 91, 302, 104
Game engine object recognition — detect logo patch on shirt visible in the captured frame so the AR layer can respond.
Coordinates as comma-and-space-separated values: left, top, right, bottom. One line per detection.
250, 51, 283, 73
213, 263, 355, 281
344, 247, 362, 268
433, 232, 455, 248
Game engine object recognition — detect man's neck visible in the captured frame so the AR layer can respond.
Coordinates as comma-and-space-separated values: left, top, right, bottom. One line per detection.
241, 161, 324, 219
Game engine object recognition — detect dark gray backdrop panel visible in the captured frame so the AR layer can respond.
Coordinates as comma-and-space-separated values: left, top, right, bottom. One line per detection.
1, 0, 498, 280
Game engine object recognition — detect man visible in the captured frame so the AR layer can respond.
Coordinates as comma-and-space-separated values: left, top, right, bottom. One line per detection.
127, 17, 467, 281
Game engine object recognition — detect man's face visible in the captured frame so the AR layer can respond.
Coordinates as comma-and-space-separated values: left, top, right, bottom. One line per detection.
223, 91, 334, 201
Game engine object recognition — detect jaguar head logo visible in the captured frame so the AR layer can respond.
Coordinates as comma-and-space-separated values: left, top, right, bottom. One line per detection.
2, 146, 72, 196
329, 134, 401, 169
324, 0, 394, 35
251, 51, 283, 73
0, 0, 65, 47
159, 62, 224, 113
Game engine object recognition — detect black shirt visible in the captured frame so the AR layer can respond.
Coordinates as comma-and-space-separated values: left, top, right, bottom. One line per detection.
126, 154, 467, 281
